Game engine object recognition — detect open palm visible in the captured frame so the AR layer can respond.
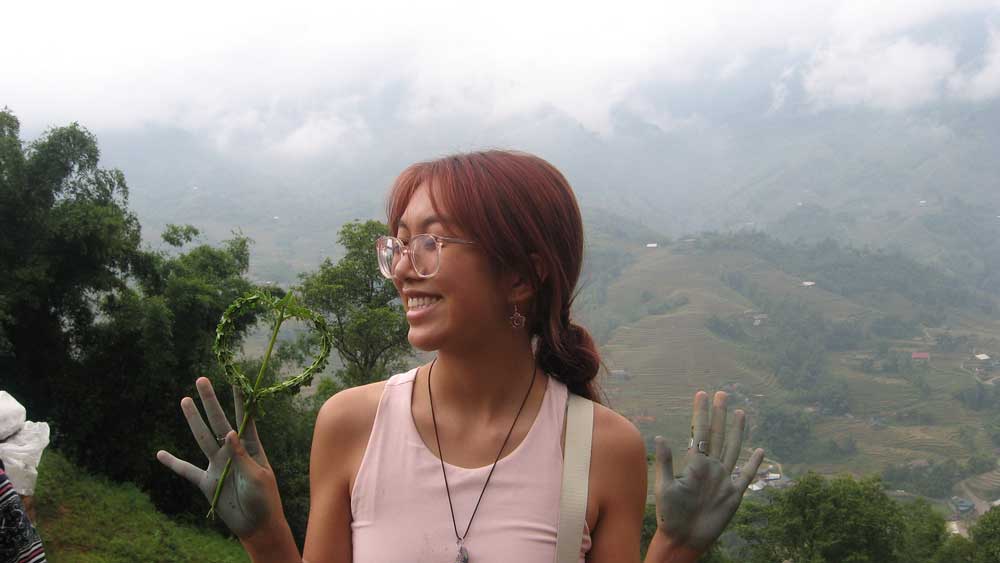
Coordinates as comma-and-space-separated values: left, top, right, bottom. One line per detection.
653, 391, 765, 552
156, 377, 281, 538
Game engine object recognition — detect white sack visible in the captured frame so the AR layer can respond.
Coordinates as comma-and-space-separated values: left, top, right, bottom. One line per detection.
0, 420, 51, 495
0, 391, 27, 441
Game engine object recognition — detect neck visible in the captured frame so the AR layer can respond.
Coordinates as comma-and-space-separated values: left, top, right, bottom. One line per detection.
429, 330, 539, 422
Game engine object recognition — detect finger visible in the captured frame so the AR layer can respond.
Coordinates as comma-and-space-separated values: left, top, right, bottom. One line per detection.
232, 386, 260, 442
736, 448, 766, 491
690, 391, 710, 455
156, 450, 205, 487
654, 436, 674, 492
197, 377, 234, 440
181, 396, 221, 460
232, 386, 268, 467
722, 410, 747, 473
226, 430, 264, 474
708, 391, 728, 459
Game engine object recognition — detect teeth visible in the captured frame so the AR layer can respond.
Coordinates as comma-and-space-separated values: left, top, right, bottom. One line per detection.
408, 296, 441, 310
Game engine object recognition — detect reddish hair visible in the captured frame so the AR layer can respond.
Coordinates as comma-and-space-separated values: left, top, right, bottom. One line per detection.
386, 150, 602, 403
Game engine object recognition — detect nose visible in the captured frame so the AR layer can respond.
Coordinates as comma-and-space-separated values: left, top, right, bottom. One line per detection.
392, 247, 417, 279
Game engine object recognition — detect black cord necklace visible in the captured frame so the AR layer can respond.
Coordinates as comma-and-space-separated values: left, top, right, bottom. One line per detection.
428, 358, 537, 563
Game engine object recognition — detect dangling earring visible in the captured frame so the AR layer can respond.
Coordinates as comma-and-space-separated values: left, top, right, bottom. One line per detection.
509, 304, 526, 328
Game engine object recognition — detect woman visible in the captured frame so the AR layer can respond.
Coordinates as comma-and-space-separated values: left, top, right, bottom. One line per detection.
157, 150, 764, 562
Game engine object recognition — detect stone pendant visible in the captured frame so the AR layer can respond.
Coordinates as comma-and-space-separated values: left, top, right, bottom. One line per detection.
454, 545, 469, 563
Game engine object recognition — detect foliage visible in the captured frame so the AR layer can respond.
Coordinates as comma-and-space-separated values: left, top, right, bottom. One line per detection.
162, 223, 201, 247
932, 535, 975, 563
1, 109, 141, 414
954, 381, 1000, 411
870, 315, 921, 339
707, 232, 989, 311
882, 457, 991, 499
0, 109, 274, 525
297, 220, 410, 387
971, 507, 1000, 563
755, 404, 814, 461
734, 473, 907, 563
640, 503, 733, 562
705, 315, 747, 341
793, 376, 852, 415
897, 499, 948, 563
33, 450, 249, 562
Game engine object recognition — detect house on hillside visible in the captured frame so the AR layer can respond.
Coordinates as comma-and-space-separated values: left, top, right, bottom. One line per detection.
911, 351, 930, 364
971, 353, 996, 373
951, 496, 976, 515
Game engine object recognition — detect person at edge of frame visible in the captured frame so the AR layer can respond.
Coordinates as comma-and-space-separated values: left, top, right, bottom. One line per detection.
0, 456, 49, 563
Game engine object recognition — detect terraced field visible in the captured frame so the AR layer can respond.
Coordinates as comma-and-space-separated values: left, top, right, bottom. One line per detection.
599, 243, 1000, 484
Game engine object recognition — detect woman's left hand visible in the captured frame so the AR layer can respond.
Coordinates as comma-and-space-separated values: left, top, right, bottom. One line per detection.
652, 391, 765, 553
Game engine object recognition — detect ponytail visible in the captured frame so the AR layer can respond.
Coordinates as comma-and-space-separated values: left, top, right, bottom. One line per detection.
536, 311, 602, 404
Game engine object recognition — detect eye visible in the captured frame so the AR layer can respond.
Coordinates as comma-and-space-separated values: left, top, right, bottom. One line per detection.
419, 236, 438, 251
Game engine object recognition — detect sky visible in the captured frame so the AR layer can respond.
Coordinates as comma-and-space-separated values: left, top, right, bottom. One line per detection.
5, 0, 1000, 163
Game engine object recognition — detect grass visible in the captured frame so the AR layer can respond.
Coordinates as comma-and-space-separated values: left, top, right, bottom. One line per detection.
32, 450, 249, 563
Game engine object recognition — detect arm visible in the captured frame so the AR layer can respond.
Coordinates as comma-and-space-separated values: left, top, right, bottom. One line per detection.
302, 384, 382, 563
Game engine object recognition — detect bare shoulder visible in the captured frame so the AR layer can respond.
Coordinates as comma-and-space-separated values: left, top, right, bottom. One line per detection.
591, 402, 646, 469
314, 380, 387, 454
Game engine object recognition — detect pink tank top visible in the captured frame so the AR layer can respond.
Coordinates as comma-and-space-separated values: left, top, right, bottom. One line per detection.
350, 368, 592, 563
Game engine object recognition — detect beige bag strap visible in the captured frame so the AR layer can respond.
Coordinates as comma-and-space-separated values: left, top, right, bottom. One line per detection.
555, 392, 594, 563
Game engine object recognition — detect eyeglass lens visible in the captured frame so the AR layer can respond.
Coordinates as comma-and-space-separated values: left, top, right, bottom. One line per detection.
378, 235, 440, 278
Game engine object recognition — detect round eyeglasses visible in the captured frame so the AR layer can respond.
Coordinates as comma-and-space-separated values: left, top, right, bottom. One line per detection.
376, 233, 477, 279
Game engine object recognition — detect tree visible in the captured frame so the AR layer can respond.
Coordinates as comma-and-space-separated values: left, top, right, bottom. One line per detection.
735, 473, 905, 563
755, 404, 814, 461
971, 506, 1000, 563
297, 220, 411, 387
0, 109, 276, 523
1, 108, 141, 421
897, 499, 947, 563
932, 535, 975, 563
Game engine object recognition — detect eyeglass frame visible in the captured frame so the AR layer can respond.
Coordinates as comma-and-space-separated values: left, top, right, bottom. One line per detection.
376, 233, 478, 279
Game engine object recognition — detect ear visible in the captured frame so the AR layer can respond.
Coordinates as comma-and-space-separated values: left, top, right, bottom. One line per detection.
507, 254, 548, 304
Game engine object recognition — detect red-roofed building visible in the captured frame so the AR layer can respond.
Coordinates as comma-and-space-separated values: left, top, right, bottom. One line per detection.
912, 352, 930, 361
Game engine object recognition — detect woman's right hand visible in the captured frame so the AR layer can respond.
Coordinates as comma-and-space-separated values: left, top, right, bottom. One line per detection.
156, 377, 284, 539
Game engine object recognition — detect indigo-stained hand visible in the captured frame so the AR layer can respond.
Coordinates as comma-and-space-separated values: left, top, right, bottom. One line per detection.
653, 391, 765, 553
156, 377, 282, 538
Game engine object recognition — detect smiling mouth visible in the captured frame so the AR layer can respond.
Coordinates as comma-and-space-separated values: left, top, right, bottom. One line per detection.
407, 296, 442, 311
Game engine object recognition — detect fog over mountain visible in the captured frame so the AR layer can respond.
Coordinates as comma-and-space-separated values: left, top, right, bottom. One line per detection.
6, 2, 1000, 281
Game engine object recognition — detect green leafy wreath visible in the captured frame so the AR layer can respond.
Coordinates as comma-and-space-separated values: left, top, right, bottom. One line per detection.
207, 289, 333, 519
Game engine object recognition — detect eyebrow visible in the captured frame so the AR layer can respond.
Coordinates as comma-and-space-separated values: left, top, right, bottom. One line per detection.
397, 215, 450, 231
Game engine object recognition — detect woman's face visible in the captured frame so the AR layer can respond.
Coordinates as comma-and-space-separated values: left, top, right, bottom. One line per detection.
392, 184, 510, 352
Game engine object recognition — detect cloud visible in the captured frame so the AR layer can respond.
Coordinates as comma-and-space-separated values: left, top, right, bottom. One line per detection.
2, 0, 999, 151
803, 37, 957, 111
949, 24, 1000, 100
768, 67, 797, 114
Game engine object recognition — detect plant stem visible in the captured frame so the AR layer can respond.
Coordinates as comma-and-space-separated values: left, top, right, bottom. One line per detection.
207, 301, 287, 519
